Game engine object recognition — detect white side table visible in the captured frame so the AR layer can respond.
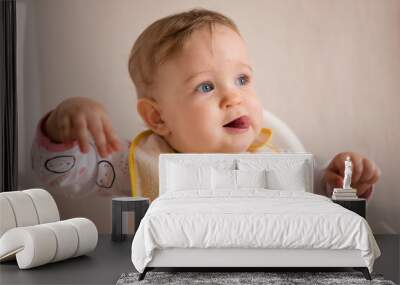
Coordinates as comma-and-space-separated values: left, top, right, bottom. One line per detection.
111, 197, 149, 242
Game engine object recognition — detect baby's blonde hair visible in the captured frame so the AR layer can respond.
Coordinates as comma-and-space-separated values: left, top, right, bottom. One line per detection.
128, 8, 240, 99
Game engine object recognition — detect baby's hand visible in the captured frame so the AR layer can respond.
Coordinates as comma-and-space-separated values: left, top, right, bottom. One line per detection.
44, 97, 122, 158
323, 152, 381, 197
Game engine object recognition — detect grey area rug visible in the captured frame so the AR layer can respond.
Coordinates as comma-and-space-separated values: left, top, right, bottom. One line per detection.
116, 271, 396, 285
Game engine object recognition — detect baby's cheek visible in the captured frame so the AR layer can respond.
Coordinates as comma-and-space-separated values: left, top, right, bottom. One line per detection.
190, 123, 220, 149
192, 123, 217, 142
249, 101, 263, 127
187, 110, 215, 130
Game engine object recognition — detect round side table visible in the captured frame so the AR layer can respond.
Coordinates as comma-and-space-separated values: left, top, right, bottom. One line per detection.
111, 197, 149, 242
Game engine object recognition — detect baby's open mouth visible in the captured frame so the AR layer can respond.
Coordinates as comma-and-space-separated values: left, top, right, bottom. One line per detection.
223, 115, 251, 129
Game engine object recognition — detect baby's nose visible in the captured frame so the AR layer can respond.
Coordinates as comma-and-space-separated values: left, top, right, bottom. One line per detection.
220, 91, 242, 108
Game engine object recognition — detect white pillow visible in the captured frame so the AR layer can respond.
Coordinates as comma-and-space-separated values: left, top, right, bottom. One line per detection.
236, 169, 268, 188
212, 168, 237, 190
212, 168, 268, 190
266, 166, 306, 191
167, 163, 212, 191
237, 158, 309, 191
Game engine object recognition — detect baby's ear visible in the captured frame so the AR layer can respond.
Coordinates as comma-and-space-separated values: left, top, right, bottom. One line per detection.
136, 97, 170, 136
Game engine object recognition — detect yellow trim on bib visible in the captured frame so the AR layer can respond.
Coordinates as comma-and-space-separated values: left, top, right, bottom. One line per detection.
128, 129, 154, 197
247, 128, 274, 152
264, 142, 280, 153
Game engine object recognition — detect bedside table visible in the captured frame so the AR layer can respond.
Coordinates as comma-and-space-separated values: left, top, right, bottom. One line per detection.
112, 197, 150, 242
331, 198, 366, 218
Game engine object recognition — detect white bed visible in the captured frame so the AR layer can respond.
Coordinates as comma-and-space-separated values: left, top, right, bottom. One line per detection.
131, 153, 380, 281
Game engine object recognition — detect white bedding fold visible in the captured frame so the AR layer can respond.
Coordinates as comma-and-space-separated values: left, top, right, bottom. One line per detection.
131, 189, 380, 273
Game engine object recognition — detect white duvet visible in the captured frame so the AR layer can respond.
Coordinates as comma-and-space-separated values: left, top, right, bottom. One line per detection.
131, 189, 380, 273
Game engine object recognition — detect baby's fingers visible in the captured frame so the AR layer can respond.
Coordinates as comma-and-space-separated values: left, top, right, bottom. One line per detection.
356, 183, 374, 197
87, 115, 109, 158
350, 156, 364, 184
57, 113, 72, 143
359, 159, 381, 185
324, 170, 343, 189
73, 115, 90, 154
102, 116, 122, 152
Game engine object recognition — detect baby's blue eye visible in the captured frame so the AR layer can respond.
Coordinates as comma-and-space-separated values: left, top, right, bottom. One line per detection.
195, 82, 215, 93
235, 74, 249, 86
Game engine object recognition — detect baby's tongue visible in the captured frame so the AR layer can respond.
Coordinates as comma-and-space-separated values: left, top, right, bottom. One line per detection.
224, 117, 249, 129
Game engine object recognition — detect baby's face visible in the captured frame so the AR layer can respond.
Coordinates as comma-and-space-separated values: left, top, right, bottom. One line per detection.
152, 24, 263, 153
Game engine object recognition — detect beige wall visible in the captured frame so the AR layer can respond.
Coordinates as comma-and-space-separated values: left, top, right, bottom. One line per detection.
18, 0, 400, 234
